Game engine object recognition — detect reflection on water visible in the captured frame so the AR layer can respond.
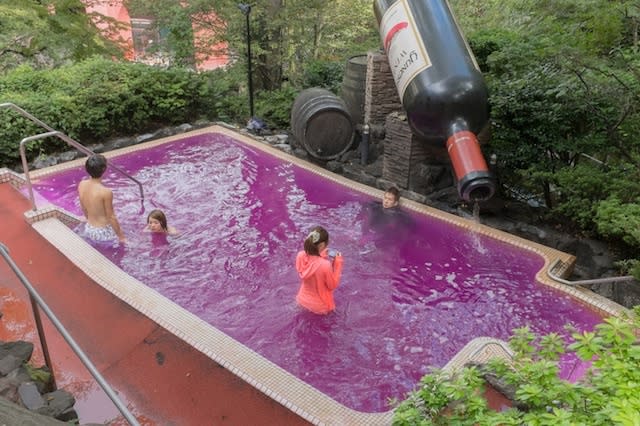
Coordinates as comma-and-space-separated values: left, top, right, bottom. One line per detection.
30, 133, 603, 413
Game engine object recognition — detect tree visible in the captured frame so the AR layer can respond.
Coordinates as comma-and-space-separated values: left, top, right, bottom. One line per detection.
125, 0, 378, 89
453, 0, 640, 210
450, 0, 640, 277
0, 0, 123, 73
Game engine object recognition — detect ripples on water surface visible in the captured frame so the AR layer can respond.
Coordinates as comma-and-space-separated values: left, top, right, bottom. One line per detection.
32, 133, 603, 412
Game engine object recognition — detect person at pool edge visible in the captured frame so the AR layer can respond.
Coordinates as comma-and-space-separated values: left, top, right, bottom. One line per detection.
145, 209, 178, 235
77, 154, 126, 244
383, 186, 400, 210
361, 186, 413, 250
368, 186, 409, 229
295, 226, 344, 314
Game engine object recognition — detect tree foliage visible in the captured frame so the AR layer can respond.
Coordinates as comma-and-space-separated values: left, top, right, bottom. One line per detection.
451, 0, 640, 275
0, 0, 123, 72
124, 0, 379, 90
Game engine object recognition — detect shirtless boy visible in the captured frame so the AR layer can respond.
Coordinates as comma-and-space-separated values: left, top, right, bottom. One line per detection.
78, 154, 126, 243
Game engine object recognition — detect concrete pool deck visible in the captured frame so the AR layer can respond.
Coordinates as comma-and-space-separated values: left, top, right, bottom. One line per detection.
0, 124, 628, 425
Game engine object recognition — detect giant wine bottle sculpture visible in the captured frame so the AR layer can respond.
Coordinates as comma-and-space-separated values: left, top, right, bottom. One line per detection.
374, 0, 495, 202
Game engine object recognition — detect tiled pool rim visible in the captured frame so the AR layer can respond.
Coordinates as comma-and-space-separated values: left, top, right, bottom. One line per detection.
0, 124, 628, 425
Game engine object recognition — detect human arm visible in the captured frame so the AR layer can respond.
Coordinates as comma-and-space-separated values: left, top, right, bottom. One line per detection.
321, 255, 343, 290
103, 189, 126, 242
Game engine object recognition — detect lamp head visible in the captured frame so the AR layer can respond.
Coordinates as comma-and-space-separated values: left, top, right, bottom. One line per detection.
238, 3, 251, 15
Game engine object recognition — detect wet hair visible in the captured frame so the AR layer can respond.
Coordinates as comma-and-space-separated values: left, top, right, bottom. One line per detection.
303, 225, 329, 256
386, 186, 400, 203
147, 209, 168, 231
85, 154, 108, 178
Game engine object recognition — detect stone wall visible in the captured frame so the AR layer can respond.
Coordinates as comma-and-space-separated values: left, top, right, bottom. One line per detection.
382, 111, 453, 194
364, 51, 401, 126
362, 51, 403, 163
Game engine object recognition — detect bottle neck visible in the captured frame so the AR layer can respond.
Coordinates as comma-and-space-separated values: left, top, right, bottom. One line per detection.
446, 130, 495, 202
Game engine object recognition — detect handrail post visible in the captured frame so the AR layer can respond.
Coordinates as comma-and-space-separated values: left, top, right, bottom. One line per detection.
2, 102, 145, 209
0, 243, 141, 426
28, 292, 56, 389
19, 131, 62, 211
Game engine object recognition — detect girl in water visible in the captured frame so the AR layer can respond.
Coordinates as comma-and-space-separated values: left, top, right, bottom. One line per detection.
295, 226, 344, 314
145, 209, 178, 235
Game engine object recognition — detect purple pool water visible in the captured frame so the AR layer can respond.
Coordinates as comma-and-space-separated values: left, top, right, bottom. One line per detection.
31, 132, 603, 412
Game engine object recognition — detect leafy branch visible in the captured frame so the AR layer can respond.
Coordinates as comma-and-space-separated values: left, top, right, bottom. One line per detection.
393, 306, 640, 425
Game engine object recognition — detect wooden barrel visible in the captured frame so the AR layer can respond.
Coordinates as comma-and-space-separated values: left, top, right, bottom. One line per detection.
291, 88, 354, 160
340, 54, 368, 126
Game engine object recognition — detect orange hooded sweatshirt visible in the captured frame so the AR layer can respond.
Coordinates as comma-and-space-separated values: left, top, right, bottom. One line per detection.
295, 250, 344, 314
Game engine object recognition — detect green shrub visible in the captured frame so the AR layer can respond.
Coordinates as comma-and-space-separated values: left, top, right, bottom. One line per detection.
596, 198, 640, 248
301, 59, 345, 94
0, 57, 242, 167
255, 85, 298, 129
393, 307, 640, 425
200, 65, 249, 124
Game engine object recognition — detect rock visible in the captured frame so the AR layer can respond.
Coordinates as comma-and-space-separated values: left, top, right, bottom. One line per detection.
176, 123, 194, 133
31, 155, 57, 169
57, 151, 78, 162
0, 341, 33, 364
0, 396, 68, 425
274, 143, 292, 154
293, 148, 308, 159
340, 149, 360, 163
6, 366, 48, 394
104, 137, 135, 151
135, 133, 155, 143
275, 134, 289, 143
325, 161, 343, 174
560, 239, 616, 279
614, 284, 640, 308
342, 164, 377, 187
0, 376, 21, 403
37, 389, 76, 421
0, 355, 23, 376
365, 159, 383, 178
86, 143, 105, 153
18, 383, 45, 411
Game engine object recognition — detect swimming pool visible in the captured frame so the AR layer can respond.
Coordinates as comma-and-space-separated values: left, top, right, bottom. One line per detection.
17, 125, 622, 420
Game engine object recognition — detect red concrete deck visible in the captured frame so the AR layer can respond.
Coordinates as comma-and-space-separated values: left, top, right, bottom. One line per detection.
0, 182, 309, 425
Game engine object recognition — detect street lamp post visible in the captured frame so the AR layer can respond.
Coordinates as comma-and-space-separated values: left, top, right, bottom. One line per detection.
238, 3, 254, 118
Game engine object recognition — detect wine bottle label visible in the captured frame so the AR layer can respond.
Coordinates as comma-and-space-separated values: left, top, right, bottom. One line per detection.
379, 0, 431, 99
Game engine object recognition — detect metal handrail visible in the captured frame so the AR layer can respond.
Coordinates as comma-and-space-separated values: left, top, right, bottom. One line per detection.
0, 243, 140, 426
547, 259, 637, 287
1, 102, 144, 211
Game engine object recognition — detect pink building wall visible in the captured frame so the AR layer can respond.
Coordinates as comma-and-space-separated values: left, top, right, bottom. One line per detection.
82, 0, 228, 70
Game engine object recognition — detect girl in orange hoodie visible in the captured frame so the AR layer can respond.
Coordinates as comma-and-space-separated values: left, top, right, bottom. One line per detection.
295, 226, 344, 314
